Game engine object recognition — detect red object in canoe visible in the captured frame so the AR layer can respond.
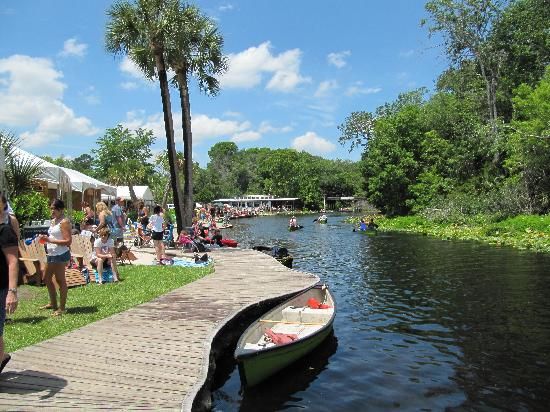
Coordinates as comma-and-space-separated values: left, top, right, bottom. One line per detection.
220, 238, 238, 247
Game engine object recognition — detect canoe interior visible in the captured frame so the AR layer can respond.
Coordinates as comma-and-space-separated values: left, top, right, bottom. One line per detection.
235, 285, 335, 386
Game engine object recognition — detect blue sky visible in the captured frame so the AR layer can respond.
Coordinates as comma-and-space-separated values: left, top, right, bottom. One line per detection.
0, 0, 446, 167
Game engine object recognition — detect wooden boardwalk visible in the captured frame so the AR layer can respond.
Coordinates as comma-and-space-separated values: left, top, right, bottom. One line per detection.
0, 249, 319, 410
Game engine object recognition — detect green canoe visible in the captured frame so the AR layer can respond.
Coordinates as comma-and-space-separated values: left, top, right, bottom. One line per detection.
235, 284, 335, 387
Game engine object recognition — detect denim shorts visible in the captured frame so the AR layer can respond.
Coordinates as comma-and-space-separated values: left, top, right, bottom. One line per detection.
47, 250, 71, 264
0, 288, 7, 336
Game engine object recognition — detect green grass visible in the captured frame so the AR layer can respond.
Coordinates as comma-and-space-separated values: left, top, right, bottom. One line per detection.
347, 214, 550, 254
4, 264, 212, 353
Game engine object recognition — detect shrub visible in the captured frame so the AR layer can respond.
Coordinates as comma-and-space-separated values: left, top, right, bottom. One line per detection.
10, 192, 50, 225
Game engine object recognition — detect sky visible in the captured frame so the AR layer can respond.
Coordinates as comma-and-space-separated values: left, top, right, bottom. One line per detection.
0, 0, 447, 167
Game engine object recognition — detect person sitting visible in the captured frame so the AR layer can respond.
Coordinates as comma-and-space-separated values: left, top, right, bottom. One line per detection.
318, 213, 327, 222
359, 219, 367, 231
289, 216, 298, 228
196, 224, 210, 244
91, 228, 119, 283
176, 230, 194, 250
366, 218, 378, 230
210, 229, 223, 247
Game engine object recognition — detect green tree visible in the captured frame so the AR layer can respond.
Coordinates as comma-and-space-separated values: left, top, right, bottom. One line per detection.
505, 68, 550, 212
490, 0, 550, 121
106, 0, 185, 230
94, 125, 155, 204
166, 4, 227, 226
423, 0, 507, 124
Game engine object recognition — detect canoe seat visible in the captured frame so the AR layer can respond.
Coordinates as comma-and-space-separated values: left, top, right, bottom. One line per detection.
282, 306, 333, 324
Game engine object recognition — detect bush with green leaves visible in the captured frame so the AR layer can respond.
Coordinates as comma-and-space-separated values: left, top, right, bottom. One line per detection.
10, 192, 50, 225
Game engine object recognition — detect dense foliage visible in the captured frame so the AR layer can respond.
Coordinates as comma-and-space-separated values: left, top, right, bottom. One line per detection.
339, 0, 549, 218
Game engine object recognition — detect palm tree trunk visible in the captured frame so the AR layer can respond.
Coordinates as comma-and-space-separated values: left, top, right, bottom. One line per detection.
154, 51, 184, 232
177, 69, 194, 227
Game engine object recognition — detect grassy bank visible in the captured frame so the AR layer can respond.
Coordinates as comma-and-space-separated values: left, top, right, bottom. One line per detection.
349, 214, 550, 254
5, 264, 212, 353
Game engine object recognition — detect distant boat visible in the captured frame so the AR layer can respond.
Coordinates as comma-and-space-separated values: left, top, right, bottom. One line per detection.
252, 245, 294, 268
235, 284, 335, 387
288, 225, 303, 231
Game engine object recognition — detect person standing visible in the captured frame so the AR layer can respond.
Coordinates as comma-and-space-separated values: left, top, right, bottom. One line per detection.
149, 205, 165, 263
111, 196, 126, 246
0, 194, 19, 373
38, 199, 72, 316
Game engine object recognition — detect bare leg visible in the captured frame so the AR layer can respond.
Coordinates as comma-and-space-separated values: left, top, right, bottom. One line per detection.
52, 262, 67, 311
97, 258, 104, 284
110, 257, 119, 281
43, 263, 58, 309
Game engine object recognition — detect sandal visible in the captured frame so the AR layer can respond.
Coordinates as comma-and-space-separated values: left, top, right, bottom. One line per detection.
52, 309, 67, 316
40, 304, 57, 310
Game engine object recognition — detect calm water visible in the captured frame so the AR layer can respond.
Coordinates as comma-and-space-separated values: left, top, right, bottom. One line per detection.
211, 214, 550, 411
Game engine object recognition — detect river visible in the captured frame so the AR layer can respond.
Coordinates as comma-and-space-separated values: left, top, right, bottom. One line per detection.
211, 214, 550, 411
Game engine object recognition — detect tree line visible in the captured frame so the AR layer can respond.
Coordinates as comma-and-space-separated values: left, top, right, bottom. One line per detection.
339, 0, 549, 219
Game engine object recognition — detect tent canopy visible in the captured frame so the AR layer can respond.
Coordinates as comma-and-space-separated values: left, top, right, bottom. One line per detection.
60, 167, 116, 196
116, 186, 154, 202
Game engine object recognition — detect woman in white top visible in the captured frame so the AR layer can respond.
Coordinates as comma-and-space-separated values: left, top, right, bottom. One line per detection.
149, 205, 165, 262
38, 199, 72, 316
92, 227, 119, 283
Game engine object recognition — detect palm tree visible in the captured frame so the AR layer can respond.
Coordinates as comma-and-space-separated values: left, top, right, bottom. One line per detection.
0, 130, 43, 198
105, 0, 186, 231
165, 5, 227, 227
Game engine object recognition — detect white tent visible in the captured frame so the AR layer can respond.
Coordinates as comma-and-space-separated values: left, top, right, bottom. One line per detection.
60, 167, 116, 196
102, 186, 155, 205
13, 147, 71, 195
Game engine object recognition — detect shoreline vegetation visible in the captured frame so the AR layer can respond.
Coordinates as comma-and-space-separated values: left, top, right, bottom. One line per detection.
347, 214, 550, 254
6, 264, 212, 353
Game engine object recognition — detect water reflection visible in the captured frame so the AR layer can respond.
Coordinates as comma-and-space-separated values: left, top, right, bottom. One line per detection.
212, 333, 338, 412
212, 214, 550, 411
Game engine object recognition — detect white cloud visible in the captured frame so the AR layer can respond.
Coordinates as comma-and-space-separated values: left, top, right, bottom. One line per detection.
0, 55, 98, 147
258, 121, 292, 134
232, 130, 261, 143
59, 38, 88, 57
327, 50, 351, 68
291, 131, 336, 155
314, 80, 338, 98
192, 114, 251, 141
81, 86, 100, 105
219, 3, 233, 11
124, 110, 254, 144
221, 41, 311, 92
345, 81, 382, 97
223, 110, 241, 118
120, 56, 144, 79
399, 49, 415, 58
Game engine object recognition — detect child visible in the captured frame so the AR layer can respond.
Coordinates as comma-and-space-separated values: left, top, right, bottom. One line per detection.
177, 230, 194, 250
91, 228, 119, 283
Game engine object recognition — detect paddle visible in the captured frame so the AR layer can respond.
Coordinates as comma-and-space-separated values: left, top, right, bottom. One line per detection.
313, 218, 318, 222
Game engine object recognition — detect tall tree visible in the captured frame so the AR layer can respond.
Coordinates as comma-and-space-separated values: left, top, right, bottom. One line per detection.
106, 0, 185, 230
0, 130, 43, 198
94, 125, 155, 204
423, 0, 508, 125
165, 4, 227, 226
